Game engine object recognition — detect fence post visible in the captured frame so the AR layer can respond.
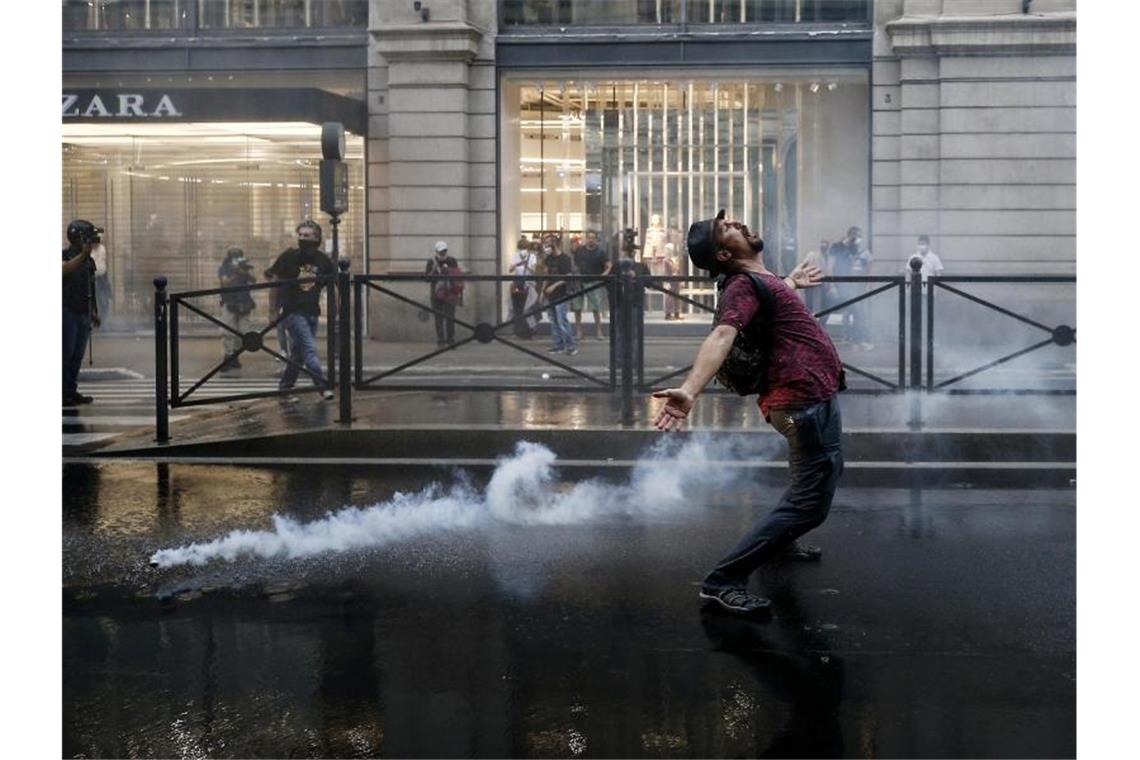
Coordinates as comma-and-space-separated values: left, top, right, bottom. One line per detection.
908, 257, 924, 430
153, 276, 169, 444
337, 258, 352, 424
620, 275, 635, 426
354, 277, 364, 387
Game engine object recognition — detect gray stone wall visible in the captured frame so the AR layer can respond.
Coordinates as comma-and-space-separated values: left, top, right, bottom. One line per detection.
367, 0, 498, 338
874, 0, 1076, 275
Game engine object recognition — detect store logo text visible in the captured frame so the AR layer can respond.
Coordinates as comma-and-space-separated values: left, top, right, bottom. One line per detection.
62, 93, 182, 118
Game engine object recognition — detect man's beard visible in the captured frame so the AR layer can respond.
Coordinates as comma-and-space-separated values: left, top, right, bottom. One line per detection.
741, 225, 764, 253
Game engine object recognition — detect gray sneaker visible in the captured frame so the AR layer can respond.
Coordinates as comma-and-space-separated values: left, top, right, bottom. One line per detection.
698, 587, 772, 616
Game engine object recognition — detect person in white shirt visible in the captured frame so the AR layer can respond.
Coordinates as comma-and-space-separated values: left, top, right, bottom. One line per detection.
905, 235, 944, 283
508, 238, 539, 338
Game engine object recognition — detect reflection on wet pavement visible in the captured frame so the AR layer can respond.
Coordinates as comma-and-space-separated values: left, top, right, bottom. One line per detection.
64, 462, 1075, 758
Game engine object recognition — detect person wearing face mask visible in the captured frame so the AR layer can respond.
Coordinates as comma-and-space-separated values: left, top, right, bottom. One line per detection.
508, 237, 539, 338
63, 220, 103, 406
425, 241, 463, 347
264, 220, 336, 400
541, 235, 578, 356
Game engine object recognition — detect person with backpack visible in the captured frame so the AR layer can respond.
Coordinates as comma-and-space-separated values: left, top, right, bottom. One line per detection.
508, 237, 539, 338
651, 209, 846, 618
218, 247, 257, 374
426, 240, 464, 347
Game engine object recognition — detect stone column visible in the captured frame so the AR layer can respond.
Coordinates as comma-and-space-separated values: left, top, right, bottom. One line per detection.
368, 0, 496, 339
884, 0, 1076, 274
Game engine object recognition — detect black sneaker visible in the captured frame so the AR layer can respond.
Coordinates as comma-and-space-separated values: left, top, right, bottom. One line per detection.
781, 541, 823, 562
65, 392, 94, 405
698, 587, 772, 616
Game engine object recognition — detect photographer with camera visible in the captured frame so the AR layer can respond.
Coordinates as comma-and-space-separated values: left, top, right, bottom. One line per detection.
62, 220, 102, 406
218, 247, 257, 375
612, 227, 648, 366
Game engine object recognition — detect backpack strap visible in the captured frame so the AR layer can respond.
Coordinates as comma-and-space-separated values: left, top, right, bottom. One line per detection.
718, 271, 776, 345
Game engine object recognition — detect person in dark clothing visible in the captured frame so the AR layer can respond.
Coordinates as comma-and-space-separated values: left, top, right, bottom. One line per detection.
825, 226, 873, 347
614, 252, 650, 368
541, 235, 577, 355
425, 240, 462, 346
264, 220, 336, 399
218, 247, 257, 374
62, 220, 102, 406
652, 209, 845, 617
571, 230, 611, 341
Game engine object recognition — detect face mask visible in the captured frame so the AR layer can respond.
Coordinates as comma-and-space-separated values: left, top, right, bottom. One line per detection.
299, 239, 319, 251
543, 246, 553, 255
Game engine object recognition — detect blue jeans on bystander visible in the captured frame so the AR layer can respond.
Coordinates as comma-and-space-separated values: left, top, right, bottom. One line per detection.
278, 312, 328, 391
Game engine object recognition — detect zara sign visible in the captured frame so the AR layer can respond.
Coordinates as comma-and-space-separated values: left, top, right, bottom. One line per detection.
63, 92, 182, 118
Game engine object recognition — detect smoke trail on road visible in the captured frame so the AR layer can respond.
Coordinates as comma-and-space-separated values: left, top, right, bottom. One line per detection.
148, 435, 766, 569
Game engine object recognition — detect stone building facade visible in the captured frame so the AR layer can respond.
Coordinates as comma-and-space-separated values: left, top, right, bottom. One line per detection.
872, 0, 1076, 274
61, 1, 1075, 331
365, 0, 1075, 336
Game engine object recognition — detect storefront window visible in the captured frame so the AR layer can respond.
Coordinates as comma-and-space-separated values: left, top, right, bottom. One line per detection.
61, 123, 365, 329
500, 72, 869, 317
63, 0, 368, 32
501, 0, 681, 26
63, 0, 190, 31
692, 0, 869, 23
499, 0, 868, 26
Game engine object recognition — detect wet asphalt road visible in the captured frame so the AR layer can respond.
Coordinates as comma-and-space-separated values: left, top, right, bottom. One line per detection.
63, 462, 1075, 758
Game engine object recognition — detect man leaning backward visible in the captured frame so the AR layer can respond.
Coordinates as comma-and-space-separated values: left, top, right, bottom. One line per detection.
652, 209, 847, 616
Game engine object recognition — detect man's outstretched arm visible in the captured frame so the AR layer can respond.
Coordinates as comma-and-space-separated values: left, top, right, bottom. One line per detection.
652, 324, 737, 431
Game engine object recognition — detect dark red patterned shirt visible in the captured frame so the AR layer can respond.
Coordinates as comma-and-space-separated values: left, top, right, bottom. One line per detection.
715, 271, 844, 417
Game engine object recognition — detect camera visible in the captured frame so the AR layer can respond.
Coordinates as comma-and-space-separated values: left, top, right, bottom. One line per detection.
67, 220, 103, 247
621, 227, 640, 255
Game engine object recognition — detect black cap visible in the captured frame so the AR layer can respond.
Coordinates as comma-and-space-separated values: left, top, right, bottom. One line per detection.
686, 209, 726, 276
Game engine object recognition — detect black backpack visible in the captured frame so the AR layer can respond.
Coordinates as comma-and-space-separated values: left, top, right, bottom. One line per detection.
712, 271, 776, 396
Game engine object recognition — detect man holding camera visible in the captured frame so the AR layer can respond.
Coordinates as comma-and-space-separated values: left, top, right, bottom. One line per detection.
62, 220, 102, 406
218, 247, 257, 374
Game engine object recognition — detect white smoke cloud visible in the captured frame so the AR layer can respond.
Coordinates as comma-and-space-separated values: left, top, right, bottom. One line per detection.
149, 435, 774, 569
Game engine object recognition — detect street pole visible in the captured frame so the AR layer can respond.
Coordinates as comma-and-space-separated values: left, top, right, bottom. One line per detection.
337, 258, 351, 424
326, 213, 340, 388
621, 275, 634, 426
908, 257, 923, 430
153, 276, 169, 444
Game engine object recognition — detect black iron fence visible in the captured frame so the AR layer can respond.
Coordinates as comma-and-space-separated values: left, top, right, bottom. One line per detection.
153, 260, 1075, 441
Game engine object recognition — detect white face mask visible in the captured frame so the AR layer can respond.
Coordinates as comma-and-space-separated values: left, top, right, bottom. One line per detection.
543, 246, 553, 255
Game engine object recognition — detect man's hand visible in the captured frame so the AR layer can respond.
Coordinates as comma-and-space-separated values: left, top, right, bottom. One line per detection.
91, 312, 101, 329
788, 259, 825, 289
652, 388, 695, 432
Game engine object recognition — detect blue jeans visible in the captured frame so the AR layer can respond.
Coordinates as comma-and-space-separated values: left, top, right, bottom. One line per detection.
703, 396, 844, 591
62, 306, 91, 397
278, 313, 328, 391
548, 301, 576, 351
